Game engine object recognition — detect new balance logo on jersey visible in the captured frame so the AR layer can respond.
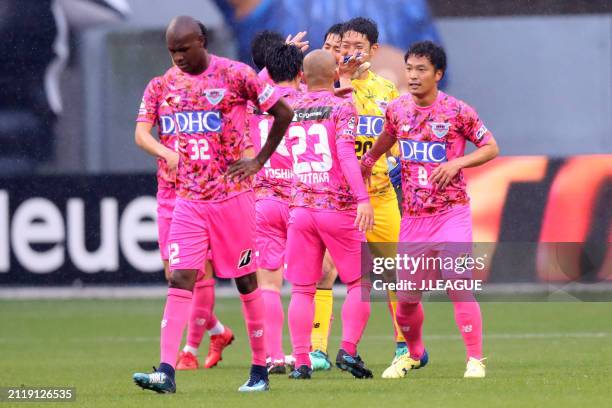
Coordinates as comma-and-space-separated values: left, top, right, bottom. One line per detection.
399, 140, 447, 163
293, 106, 332, 122
357, 115, 384, 137
160, 111, 222, 134
251, 329, 264, 338
238, 249, 253, 268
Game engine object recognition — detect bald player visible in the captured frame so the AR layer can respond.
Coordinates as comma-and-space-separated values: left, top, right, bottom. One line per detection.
132, 16, 293, 394
280, 50, 374, 380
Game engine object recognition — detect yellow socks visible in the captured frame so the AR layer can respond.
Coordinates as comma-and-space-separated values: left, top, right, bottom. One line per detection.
387, 290, 406, 343
311, 289, 333, 352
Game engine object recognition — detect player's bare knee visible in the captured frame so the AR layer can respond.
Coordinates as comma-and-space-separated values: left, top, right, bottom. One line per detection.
235, 272, 258, 294
169, 269, 197, 290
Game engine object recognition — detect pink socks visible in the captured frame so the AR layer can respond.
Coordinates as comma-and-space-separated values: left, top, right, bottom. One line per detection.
288, 284, 316, 367
395, 301, 425, 360
160, 288, 192, 367
340, 280, 371, 356
448, 290, 483, 360
239, 288, 267, 366
396, 290, 483, 361
261, 289, 285, 362
186, 279, 215, 349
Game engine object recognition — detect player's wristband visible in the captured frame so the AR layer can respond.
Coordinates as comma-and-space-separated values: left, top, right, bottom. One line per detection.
361, 151, 377, 169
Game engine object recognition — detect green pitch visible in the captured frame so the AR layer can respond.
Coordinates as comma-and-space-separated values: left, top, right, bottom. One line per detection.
1, 297, 611, 407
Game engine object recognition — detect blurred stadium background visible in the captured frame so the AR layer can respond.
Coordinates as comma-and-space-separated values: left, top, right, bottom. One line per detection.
0, 0, 609, 291
1, 1, 611, 406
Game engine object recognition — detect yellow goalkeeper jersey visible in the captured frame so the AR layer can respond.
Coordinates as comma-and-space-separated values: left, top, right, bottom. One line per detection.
351, 70, 400, 198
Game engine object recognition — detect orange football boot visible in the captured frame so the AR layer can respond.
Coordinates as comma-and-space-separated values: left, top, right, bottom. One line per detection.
204, 327, 235, 368
176, 350, 199, 370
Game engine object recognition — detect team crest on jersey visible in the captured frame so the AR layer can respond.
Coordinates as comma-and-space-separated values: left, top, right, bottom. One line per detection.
165, 94, 181, 107
203, 88, 225, 105
430, 122, 451, 138
238, 249, 253, 268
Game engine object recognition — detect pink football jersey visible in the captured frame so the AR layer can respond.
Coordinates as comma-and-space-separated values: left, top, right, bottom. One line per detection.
286, 89, 368, 211
384, 91, 493, 217
161, 55, 280, 201
136, 76, 178, 191
250, 85, 301, 201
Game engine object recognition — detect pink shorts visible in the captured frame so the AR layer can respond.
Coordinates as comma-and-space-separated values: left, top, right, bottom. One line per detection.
157, 188, 176, 261
398, 204, 473, 282
168, 192, 256, 279
255, 198, 289, 270
399, 204, 472, 243
285, 207, 366, 285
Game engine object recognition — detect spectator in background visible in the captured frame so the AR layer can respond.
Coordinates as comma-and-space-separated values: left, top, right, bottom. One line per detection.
212, 0, 445, 92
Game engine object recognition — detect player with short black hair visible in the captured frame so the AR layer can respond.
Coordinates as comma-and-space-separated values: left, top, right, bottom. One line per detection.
250, 30, 284, 71
250, 42, 303, 375
362, 40, 499, 379
340, 17, 378, 46
266, 44, 303, 83
322, 23, 343, 59
404, 40, 447, 77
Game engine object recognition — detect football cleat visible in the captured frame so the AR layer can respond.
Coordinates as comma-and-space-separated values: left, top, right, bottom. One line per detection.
391, 344, 409, 365
288, 365, 313, 380
133, 367, 176, 394
204, 326, 234, 368
309, 349, 332, 371
464, 357, 486, 378
284, 354, 296, 371
176, 351, 199, 370
335, 349, 373, 379
267, 359, 287, 375
238, 365, 270, 392
382, 349, 429, 379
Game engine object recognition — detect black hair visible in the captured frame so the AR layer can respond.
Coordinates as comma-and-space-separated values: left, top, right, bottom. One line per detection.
250, 30, 284, 71
339, 17, 378, 46
323, 23, 343, 42
404, 41, 447, 76
196, 20, 208, 48
267, 44, 303, 83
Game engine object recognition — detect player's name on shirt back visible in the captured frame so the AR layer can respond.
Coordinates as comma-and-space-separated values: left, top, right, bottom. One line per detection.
286, 90, 360, 211
250, 85, 299, 202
